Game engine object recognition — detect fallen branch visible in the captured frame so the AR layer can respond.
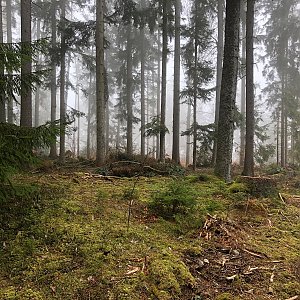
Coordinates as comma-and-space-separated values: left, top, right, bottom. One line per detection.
243, 248, 267, 258
279, 193, 286, 204
285, 296, 298, 300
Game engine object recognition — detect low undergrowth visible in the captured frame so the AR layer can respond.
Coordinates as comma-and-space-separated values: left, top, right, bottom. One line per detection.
0, 171, 299, 299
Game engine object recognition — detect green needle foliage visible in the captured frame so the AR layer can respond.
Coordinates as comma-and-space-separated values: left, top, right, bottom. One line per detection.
0, 121, 60, 199
149, 180, 197, 218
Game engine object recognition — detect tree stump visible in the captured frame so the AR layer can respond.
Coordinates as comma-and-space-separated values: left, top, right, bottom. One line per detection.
237, 176, 277, 197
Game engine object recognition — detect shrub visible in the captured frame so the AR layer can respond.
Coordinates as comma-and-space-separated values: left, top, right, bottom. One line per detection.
149, 180, 197, 218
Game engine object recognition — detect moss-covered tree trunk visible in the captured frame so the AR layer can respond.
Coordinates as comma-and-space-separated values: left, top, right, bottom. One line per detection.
214, 0, 241, 182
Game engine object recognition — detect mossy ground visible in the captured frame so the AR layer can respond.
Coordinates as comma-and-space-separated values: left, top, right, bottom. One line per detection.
0, 169, 300, 299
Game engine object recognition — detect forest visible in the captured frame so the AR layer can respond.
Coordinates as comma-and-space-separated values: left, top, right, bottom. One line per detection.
1, 0, 300, 299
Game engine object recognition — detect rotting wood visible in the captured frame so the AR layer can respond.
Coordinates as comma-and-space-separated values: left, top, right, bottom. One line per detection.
238, 175, 277, 197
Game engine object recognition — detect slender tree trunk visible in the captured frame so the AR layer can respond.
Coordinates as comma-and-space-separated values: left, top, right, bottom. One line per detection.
156, 31, 161, 160
76, 60, 80, 157
192, 97, 197, 171
212, 0, 224, 165
105, 100, 109, 154
96, 0, 106, 165
186, 102, 191, 166
86, 74, 93, 159
50, 0, 57, 157
240, 1, 246, 166
20, 0, 32, 127
214, 0, 241, 182
59, 0, 66, 163
159, 1, 167, 162
6, 0, 13, 123
140, 22, 146, 158
105, 54, 109, 155
242, 0, 255, 176
0, 0, 5, 122
34, 18, 41, 127
172, 0, 181, 164
126, 24, 133, 156
192, 14, 198, 171
280, 75, 285, 167
276, 108, 279, 165
284, 114, 288, 165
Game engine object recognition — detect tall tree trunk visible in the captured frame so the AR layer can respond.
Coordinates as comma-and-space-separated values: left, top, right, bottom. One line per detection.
212, 0, 224, 165
0, 0, 5, 122
186, 102, 191, 166
192, 8, 198, 171
6, 0, 13, 123
86, 74, 93, 159
76, 60, 80, 157
59, 0, 66, 163
50, 0, 57, 157
172, 0, 181, 164
159, 1, 167, 162
126, 24, 133, 156
276, 108, 279, 165
20, 0, 32, 127
140, 21, 146, 158
156, 30, 161, 160
34, 18, 41, 127
96, 0, 106, 165
105, 54, 109, 155
214, 0, 241, 182
242, 0, 255, 176
239, 1, 246, 166
284, 113, 288, 165
280, 75, 285, 167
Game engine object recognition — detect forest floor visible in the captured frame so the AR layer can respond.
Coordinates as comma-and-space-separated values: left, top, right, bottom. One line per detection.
0, 164, 300, 300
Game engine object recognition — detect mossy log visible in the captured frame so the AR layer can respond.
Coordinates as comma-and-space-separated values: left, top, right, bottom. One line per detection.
237, 176, 277, 197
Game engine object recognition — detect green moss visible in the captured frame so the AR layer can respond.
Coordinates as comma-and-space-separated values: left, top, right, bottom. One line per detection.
215, 293, 235, 300
148, 253, 195, 299
227, 182, 249, 194
0, 287, 44, 300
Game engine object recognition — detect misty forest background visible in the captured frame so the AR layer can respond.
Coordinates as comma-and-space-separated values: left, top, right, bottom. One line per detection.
0, 0, 300, 179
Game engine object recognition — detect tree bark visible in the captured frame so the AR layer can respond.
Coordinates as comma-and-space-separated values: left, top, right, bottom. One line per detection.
87, 74, 93, 159
96, 0, 106, 165
186, 102, 191, 166
239, 0, 246, 166
280, 74, 285, 167
159, 1, 168, 162
126, 24, 133, 156
242, 0, 255, 176
214, 0, 241, 182
192, 8, 198, 171
0, 0, 5, 123
59, 0, 66, 163
34, 18, 41, 127
172, 0, 181, 164
212, 0, 224, 166
140, 19, 146, 158
50, 0, 57, 157
20, 0, 32, 127
6, 0, 13, 123
156, 30, 161, 160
